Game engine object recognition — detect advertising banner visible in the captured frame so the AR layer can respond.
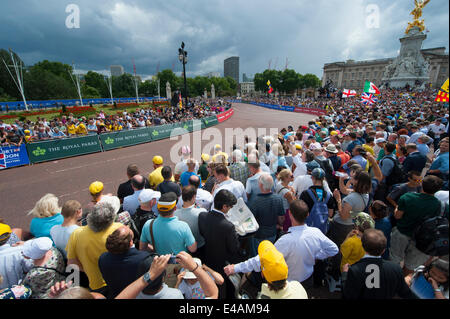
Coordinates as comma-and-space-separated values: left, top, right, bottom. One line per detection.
217, 108, 234, 123
0, 144, 30, 170
203, 116, 219, 128
148, 124, 175, 141
99, 128, 152, 151
26, 135, 102, 163
294, 107, 327, 115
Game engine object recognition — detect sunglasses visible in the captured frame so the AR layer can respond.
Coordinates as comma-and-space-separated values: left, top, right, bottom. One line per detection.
410, 178, 423, 182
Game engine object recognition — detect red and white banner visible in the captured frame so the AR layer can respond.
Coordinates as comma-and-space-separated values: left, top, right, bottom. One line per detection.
217, 108, 234, 123
293, 107, 326, 116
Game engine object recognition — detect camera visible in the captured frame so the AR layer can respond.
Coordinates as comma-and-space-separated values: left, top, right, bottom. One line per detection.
168, 255, 178, 264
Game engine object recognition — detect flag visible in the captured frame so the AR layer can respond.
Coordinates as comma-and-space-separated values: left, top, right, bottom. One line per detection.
342, 89, 357, 98
363, 81, 380, 95
325, 105, 335, 113
178, 92, 183, 110
267, 80, 273, 94
435, 78, 449, 102
0, 152, 6, 170
361, 92, 378, 105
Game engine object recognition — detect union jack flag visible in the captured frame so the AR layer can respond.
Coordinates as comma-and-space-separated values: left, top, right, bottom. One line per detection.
361, 92, 377, 105
0, 152, 6, 169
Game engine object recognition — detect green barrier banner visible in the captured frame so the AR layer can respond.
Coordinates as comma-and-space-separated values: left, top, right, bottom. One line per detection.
27, 135, 102, 163
99, 128, 152, 151
203, 116, 218, 128
149, 124, 175, 141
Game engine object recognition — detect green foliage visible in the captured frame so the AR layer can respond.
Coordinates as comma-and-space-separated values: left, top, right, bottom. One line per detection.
254, 69, 321, 93
82, 85, 101, 98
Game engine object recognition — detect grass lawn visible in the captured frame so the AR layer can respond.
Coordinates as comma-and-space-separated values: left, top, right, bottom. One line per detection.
1, 103, 159, 124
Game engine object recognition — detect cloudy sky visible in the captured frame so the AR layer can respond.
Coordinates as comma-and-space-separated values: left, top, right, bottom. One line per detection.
1, 0, 448, 81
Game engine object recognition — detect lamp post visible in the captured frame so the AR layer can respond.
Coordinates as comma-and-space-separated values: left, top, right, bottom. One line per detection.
178, 42, 188, 108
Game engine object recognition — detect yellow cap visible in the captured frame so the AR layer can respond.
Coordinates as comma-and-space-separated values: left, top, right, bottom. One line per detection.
152, 156, 163, 165
0, 223, 12, 237
330, 131, 338, 136
24, 130, 31, 134
258, 240, 288, 283
295, 144, 302, 150
89, 181, 104, 195
201, 154, 210, 162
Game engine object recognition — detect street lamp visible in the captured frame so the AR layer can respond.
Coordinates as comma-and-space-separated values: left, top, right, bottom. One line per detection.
178, 42, 188, 108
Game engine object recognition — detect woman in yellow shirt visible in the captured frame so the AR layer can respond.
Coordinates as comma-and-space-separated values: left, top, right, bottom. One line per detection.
340, 212, 375, 272
66, 122, 77, 136
76, 122, 88, 135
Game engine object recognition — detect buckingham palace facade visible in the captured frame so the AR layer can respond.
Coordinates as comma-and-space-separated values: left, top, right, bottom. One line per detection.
322, 47, 449, 90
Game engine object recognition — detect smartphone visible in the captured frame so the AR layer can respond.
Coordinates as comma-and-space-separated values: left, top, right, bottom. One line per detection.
168, 255, 178, 264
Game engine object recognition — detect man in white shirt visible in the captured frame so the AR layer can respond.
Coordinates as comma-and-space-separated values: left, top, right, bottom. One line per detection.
212, 164, 247, 203
293, 161, 331, 198
0, 224, 34, 289
429, 118, 447, 149
224, 199, 338, 289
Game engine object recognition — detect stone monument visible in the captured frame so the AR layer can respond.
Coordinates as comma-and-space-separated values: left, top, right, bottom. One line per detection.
166, 82, 171, 100
211, 84, 216, 99
204, 88, 208, 99
381, 0, 431, 89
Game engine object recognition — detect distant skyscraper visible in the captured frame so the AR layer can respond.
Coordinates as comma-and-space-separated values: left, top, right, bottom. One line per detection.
110, 65, 125, 77
224, 57, 240, 84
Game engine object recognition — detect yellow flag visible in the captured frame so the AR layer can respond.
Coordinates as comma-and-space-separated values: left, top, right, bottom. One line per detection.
267, 80, 271, 86
440, 78, 449, 93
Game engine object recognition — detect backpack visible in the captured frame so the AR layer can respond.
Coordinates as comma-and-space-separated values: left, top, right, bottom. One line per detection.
381, 156, 407, 187
305, 188, 331, 234
413, 204, 449, 256
132, 208, 156, 239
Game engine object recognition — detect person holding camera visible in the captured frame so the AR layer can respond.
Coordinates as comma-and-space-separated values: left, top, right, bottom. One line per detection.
138, 192, 197, 288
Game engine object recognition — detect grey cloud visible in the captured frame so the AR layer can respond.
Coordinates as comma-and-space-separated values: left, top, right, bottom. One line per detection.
0, 0, 448, 80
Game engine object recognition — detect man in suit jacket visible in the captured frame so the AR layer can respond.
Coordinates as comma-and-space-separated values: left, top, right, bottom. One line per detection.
342, 229, 417, 299
199, 189, 241, 299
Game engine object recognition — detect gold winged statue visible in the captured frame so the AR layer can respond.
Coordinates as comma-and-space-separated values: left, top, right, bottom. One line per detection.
405, 0, 431, 34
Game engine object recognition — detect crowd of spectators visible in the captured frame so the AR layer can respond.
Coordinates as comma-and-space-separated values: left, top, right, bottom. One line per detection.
0, 87, 448, 300
0, 99, 231, 146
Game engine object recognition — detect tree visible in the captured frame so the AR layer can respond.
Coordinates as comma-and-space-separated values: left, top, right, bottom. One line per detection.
33, 60, 73, 82
112, 73, 135, 98
139, 80, 157, 97
82, 85, 101, 99
301, 73, 321, 89
280, 69, 299, 94
225, 76, 238, 91
84, 71, 108, 97
157, 69, 179, 94
24, 66, 77, 100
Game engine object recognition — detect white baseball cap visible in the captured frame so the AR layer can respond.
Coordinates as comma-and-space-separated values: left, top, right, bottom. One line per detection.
138, 189, 161, 204
182, 258, 202, 279
375, 138, 386, 144
22, 237, 53, 260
